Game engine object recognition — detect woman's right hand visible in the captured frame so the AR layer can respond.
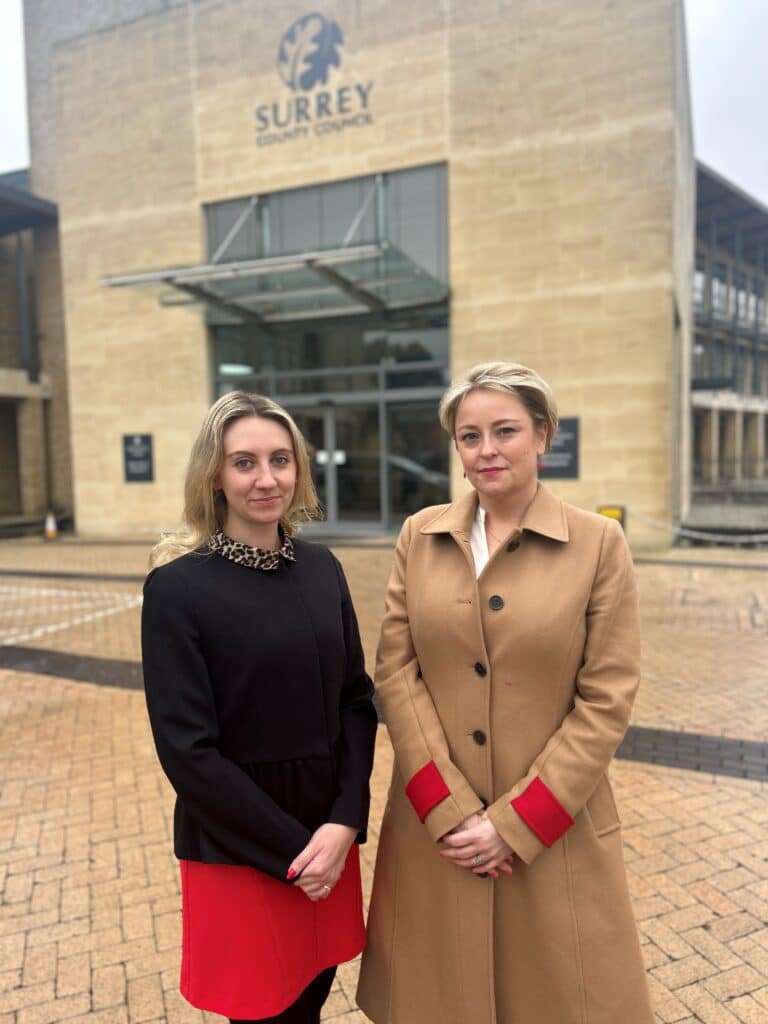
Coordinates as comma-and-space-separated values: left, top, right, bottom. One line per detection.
288, 823, 357, 901
440, 813, 514, 878
441, 812, 515, 879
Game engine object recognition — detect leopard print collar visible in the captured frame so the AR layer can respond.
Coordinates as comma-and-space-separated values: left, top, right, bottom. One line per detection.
208, 528, 296, 572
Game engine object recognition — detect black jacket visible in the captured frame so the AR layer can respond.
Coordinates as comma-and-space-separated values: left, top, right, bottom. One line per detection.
141, 539, 377, 882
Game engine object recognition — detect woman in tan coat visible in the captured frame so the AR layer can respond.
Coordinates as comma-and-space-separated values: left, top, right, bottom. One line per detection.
357, 363, 653, 1024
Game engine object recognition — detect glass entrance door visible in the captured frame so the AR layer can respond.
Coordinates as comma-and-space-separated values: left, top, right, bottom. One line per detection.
335, 405, 381, 524
290, 408, 330, 515
291, 404, 382, 530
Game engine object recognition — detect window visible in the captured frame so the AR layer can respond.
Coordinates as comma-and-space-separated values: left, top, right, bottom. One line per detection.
693, 252, 707, 310
386, 165, 449, 284
692, 333, 708, 380
205, 198, 260, 262
711, 261, 729, 316
736, 270, 750, 323
204, 164, 448, 283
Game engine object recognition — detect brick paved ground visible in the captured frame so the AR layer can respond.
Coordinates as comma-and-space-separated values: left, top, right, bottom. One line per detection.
0, 535, 767, 1023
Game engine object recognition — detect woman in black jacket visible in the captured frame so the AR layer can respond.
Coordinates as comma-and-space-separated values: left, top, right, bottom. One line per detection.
141, 391, 378, 1024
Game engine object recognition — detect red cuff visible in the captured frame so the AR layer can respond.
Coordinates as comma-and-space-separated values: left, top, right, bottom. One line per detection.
405, 761, 451, 822
511, 777, 574, 848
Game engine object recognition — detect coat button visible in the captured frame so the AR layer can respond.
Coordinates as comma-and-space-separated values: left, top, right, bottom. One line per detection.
472, 729, 487, 746
474, 661, 487, 677
489, 595, 504, 611
507, 539, 520, 552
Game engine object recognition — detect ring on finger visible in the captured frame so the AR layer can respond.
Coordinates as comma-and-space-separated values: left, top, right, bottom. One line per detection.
321, 884, 332, 895
472, 854, 485, 866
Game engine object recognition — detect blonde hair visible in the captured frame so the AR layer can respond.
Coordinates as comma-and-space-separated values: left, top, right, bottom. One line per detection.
150, 392, 321, 568
438, 362, 558, 453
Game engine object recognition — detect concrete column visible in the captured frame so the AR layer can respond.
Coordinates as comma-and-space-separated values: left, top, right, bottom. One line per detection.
721, 409, 743, 481
743, 412, 764, 478
700, 407, 719, 484
17, 397, 48, 516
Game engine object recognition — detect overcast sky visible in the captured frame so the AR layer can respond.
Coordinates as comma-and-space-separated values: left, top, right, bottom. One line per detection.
0, 0, 766, 204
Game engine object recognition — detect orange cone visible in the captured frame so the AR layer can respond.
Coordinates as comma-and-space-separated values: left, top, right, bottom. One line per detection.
44, 510, 59, 540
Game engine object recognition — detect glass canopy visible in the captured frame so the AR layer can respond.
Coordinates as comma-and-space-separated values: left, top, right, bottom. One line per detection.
102, 242, 448, 324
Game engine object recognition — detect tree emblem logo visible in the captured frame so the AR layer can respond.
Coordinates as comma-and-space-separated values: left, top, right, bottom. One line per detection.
277, 13, 344, 92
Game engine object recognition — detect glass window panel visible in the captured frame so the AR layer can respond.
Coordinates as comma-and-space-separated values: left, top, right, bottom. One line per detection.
692, 334, 708, 379
335, 404, 381, 522
319, 177, 376, 247
742, 350, 754, 394
711, 339, 726, 376
205, 198, 260, 262
268, 186, 322, 255
212, 313, 448, 383
736, 271, 749, 322
712, 261, 729, 316
288, 410, 328, 512
387, 402, 449, 523
693, 251, 707, 310
387, 165, 448, 284
203, 163, 448, 281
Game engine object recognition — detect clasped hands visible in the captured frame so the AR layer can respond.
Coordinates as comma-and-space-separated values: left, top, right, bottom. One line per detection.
287, 822, 357, 902
440, 811, 514, 878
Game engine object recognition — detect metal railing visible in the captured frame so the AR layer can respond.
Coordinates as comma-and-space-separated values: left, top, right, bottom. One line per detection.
216, 359, 450, 398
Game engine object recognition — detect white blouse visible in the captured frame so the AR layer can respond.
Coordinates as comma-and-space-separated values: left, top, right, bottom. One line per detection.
469, 502, 490, 579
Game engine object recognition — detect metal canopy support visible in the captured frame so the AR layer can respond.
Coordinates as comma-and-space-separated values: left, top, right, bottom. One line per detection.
171, 280, 273, 332
103, 245, 381, 288
307, 259, 386, 312
102, 242, 448, 324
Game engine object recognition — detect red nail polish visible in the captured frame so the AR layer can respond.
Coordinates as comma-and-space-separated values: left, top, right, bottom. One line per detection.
287, 868, 296, 880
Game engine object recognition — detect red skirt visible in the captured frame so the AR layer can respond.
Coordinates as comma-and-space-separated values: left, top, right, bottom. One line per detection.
179, 845, 365, 1020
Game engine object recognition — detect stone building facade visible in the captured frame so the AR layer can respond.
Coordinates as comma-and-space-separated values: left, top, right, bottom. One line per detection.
24, 0, 694, 542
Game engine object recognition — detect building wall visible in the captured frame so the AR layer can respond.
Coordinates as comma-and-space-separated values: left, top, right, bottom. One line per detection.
25, 0, 694, 541
17, 397, 48, 516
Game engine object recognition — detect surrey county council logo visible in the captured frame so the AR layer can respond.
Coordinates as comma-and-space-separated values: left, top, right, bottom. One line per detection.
255, 12, 374, 147
277, 13, 343, 92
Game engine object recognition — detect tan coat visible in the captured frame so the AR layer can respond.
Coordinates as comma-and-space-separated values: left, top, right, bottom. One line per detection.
357, 485, 653, 1024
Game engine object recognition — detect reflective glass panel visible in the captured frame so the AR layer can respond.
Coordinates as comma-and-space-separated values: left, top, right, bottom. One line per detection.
289, 409, 328, 514
335, 405, 381, 522
387, 402, 450, 523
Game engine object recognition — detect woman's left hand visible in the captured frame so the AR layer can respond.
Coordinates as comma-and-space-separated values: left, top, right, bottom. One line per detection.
439, 814, 514, 877
288, 823, 357, 901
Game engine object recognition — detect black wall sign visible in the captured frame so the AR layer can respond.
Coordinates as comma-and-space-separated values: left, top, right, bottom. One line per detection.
123, 434, 154, 483
539, 417, 579, 479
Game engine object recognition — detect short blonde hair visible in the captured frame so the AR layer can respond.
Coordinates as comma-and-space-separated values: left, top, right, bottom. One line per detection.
150, 392, 321, 568
439, 362, 558, 453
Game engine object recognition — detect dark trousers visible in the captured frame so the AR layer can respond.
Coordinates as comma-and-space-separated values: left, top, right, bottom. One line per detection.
230, 966, 336, 1024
